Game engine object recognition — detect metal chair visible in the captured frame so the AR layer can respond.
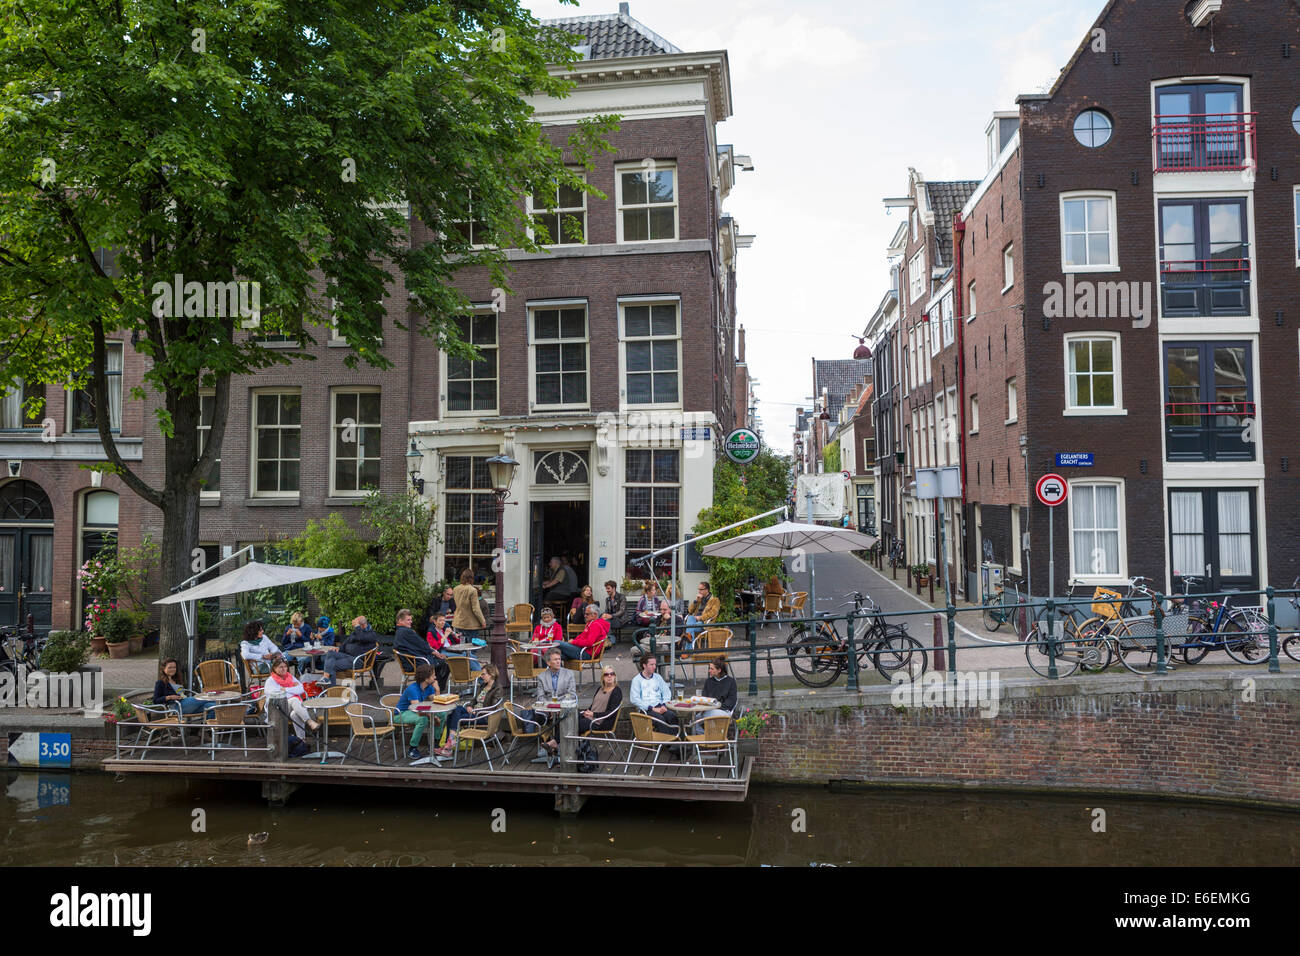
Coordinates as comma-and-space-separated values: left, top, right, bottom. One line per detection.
336, 646, 380, 692
395, 651, 429, 690
762, 593, 784, 629
341, 702, 398, 765
317, 684, 357, 737
446, 656, 480, 697
240, 656, 270, 690
127, 703, 188, 759
509, 652, 540, 703
504, 603, 534, 641
194, 659, 239, 694
625, 711, 677, 776
203, 703, 250, 760
561, 639, 607, 687
682, 714, 736, 778
503, 702, 551, 767
453, 704, 508, 770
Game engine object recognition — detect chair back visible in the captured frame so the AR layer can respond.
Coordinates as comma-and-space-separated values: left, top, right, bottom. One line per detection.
508, 604, 533, 626
344, 646, 378, 674
241, 656, 269, 687
477, 706, 505, 736
344, 702, 372, 734
504, 702, 538, 736
697, 714, 731, 742
629, 710, 656, 742
321, 684, 356, 705
206, 703, 246, 726
395, 651, 426, 682
131, 704, 163, 724
694, 628, 732, 662
762, 593, 782, 614
447, 656, 475, 683
789, 592, 808, 613
196, 658, 237, 691
379, 693, 402, 712
511, 652, 538, 680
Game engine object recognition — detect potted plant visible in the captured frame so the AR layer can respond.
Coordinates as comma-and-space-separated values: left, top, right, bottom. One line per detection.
127, 610, 147, 654
911, 563, 932, 586
101, 609, 135, 660
735, 710, 772, 759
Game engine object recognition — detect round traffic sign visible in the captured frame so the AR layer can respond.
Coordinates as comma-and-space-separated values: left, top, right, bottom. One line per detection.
723, 427, 761, 464
1035, 473, 1068, 507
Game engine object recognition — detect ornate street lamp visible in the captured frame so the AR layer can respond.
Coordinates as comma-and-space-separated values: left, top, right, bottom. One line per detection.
484, 453, 519, 677
406, 440, 425, 494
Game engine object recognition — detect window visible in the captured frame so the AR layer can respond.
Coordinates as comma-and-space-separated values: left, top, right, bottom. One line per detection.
331, 389, 381, 495
1164, 342, 1253, 461
1293, 105, 1300, 135
1154, 83, 1248, 172
1069, 481, 1124, 581
68, 342, 123, 432
1065, 334, 1122, 412
446, 312, 498, 413
1169, 488, 1257, 592
452, 192, 489, 247
909, 249, 926, 302
1002, 244, 1015, 291
1294, 186, 1300, 263
443, 456, 497, 583
1005, 378, 1017, 423
1061, 193, 1117, 270
251, 391, 301, 496
617, 163, 677, 242
940, 291, 955, 347
1073, 109, 1113, 148
1158, 198, 1250, 317
1, 380, 45, 430
530, 177, 586, 245
78, 490, 118, 623
531, 305, 588, 408
969, 395, 979, 433
625, 449, 680, 578
197, 392, 221, 495
621, 301, 680, 406
1010, 505, 1021, 573
967, 282, 976, 322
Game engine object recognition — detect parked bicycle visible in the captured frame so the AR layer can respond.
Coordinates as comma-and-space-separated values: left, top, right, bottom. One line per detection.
1285, 578, 1300, 663
786, 591, 928, 687
982, 575, 1028, 634
1166, 576, 1271, 665
0, 625, 42, 676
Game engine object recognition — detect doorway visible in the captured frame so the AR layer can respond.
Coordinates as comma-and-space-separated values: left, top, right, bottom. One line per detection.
530, 500, 590, 617
0, 480, 54, 632
1169, 487, 1257, 594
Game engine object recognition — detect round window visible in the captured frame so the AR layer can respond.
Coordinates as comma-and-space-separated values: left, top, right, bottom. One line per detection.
1073, 109, 1113, 148
1293, 105, 1300, 135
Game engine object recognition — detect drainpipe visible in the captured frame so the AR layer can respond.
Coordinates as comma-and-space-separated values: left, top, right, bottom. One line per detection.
953, 213, 969, 599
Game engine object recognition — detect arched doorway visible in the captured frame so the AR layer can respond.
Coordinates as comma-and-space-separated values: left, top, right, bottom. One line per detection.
0, 479, 54, 631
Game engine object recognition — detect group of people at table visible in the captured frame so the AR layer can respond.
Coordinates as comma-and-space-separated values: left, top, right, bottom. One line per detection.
153, 566, 741, 763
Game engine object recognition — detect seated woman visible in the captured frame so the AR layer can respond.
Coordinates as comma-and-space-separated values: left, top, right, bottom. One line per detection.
699, 659, 738, 719
434, 663, 504, 757
568, 585, 595, 626
260, 655, 320, 740
240, 620, 282, 679
282, 612, 311, 650
529, 607, 564, 663
578, 666, 623, 736
428, 611, 482, 676
152, 658, 210, 716
394, 664, 441, 761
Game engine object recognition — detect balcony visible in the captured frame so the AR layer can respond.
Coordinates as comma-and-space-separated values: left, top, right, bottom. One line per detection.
1152, 113, 1257, 173
1164, 401, 1255, 461
1158, 257, 1250, 317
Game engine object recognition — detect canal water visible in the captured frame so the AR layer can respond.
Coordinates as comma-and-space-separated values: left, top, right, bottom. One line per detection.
4, 771, 1297, 866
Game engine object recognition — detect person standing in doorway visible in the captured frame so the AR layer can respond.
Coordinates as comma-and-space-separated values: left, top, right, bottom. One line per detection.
452, 569, 487, 640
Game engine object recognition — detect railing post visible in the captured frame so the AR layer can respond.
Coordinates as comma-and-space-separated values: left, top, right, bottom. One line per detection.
1153, 594, 1167, 676
1045, 597, 1058, 680
945, 599, 957, 677
746, 617, 758, 697
1266, 586, 1280, 674
845, 613, 859, 692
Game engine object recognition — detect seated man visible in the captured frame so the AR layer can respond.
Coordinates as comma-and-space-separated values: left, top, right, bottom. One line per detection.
394, 664, 441, 761
634, 580, 669, 627
534, 648, 577, 702
319, 615, 380, 686
684, 581, 721, 644
541, 556, 573, 607
554, 604, 610, 662
600, 580, 628, 645
629, 653, 676, 731
392, 608, 431, 664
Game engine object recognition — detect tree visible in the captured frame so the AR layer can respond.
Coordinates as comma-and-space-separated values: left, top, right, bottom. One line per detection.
0, 0, 614, 663
822, 440, 841, 474
692, 451, 792, 611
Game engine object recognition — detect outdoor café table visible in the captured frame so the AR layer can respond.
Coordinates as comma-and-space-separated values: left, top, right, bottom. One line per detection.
288, 645, 336, 675
444, 642, 483, 654
534, 698, 578, 765
302, 695, 348, 764
663, 699, 719, 739
194, 689, 241, 704
409, 700, 459, 767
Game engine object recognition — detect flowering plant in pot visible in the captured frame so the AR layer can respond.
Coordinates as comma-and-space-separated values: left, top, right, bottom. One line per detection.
100, 609, 135, 660
83, 599, 117, 653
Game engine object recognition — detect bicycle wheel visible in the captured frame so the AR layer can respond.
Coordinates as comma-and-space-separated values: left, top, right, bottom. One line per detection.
1222, 614, 1270, 665
1024, 621, 1084, 678
1283, 634, 1300, 663
982, 599, 1004, 632
1115, 623, 1164, 675
871, 627, 927, 680
786, 622, 845, 687
1175, 614, 1211, 664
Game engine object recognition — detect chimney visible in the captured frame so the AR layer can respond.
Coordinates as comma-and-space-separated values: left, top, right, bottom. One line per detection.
737, 324, 746, 362
619, 2, 630, 15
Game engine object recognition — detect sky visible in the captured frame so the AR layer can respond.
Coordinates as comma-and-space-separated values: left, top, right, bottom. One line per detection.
523, 0, 1103, 447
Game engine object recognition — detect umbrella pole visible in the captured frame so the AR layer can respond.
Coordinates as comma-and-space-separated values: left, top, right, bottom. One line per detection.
805, 488, 817, 616
670, 547, 679, 691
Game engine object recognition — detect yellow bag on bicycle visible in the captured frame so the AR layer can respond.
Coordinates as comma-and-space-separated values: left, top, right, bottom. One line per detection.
1091, 587, 1123, 619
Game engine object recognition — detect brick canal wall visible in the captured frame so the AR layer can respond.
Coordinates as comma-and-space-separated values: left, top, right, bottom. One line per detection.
750, 674, 1300, 808
0, 713, 117, 770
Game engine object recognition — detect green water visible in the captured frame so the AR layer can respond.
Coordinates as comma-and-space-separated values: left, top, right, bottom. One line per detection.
3, 771, 1296, 866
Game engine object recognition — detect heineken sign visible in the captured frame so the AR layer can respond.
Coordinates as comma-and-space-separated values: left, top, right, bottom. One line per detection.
723, 427, 761, 464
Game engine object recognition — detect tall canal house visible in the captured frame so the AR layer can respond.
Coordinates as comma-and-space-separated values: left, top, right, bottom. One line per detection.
128, 5, 752, 619
867, 0, 1300, 599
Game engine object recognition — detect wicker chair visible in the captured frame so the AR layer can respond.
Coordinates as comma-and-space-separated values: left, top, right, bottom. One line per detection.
453, 704, 507, 770
202, 703, 250, 760
341, 702, 398, 765
504, 604, 534, 640
395, 650, 430, 690
625, 711, 678, 776
446, 656, 480, 697
681, 714, 736, 778
241, 656, 271, 690
317, 684, 357, 736
503, 702, 551, 766
195, 659, 240, 694
127, 702, 188, 759
762, 593, 784, 628
335, 646, 380, 692
509, 652, 540, 702
561, 639, 606, 687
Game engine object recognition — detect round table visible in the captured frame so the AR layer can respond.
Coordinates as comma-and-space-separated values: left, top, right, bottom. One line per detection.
409, 700, 460, 766
663, 699, 719, 737
535, 699, 579, 766
302, 696, 348, 763
444, 642, 483, 654
288, 646, 337, 675
194, 690, 240, 703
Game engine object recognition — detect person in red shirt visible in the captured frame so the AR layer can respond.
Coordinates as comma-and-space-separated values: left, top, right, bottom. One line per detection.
555, 605, 610, 661
529, 606, 563, 662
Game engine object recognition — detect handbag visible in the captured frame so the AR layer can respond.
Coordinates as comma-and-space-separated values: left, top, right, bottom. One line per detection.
575, 740, 598, 774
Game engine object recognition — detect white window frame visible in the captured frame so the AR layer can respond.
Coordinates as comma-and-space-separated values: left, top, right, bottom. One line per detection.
452, 190, 491, 250
1063, 332, 1126, 416
1009, 505, 1022, 574
624, 447, 682, 574
329, 387, 382, 498
1, 379, 45, 431
1067, 479, 1128, 585
1294, 186, 1300, 265
527, 172, 588, 246
1060, 190, 1120, 273
1005, 377, 1018, 424
618, 297, 683, 410
969, 395, 980, 434
615, 162, 679, 244
249, 389, 302, 499
967, 281, 976, 322
67, 341, 124, 433
909, 249, 927, 302
327, 296, 385, 348
1002, 243, 1015, 293
441, 307, 499, 418
198, 390, 220, 499
528, 300, 589, 411
940, 291, 955, 347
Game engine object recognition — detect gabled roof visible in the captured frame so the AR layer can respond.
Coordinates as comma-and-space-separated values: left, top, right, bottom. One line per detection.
925, 180, 980, 269
813, 358, 873, 414
855, 382, 874, 415
543, 11, 683, 60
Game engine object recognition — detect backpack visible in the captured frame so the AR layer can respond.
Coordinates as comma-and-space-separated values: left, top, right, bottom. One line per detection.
575, 740, 598, 773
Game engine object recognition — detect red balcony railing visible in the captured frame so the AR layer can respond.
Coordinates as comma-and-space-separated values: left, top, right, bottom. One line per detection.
1158, 258, 1251, 276
1152, 113, 1257, 172
1164, 401, 1255, 420
1164, 401, 1256, 461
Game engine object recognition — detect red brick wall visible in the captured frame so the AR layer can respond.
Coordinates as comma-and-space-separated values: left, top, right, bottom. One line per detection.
754, 682, 1300, 807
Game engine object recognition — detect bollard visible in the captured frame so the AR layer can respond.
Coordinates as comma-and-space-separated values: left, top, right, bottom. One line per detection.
268, 697, 291, 762
928, 574, 935, 604
1266, 586, 1281, 674
1154, 594, 1167, 675
846, 615, 859, 692
1045, 597, 1058, 680
747, 617, 758, 697
932, 614, 945, 671
945, 600, 957, 676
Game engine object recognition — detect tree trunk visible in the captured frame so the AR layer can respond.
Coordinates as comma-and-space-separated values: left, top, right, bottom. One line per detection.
158, 485, 202, 678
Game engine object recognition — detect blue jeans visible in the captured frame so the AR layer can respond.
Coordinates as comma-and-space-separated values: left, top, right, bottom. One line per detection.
557, 642, 595, 661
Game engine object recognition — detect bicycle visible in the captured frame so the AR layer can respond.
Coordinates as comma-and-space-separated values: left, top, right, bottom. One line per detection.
0, 625, 42, 676
1284, 577, 1300, 663
1070, 579, 1195, 674
982, 576, 1027, 634
888, 541, 905, 571
1170, 580, 1271, 665
786, 591, 928, 687
1022, 580, 1110, 677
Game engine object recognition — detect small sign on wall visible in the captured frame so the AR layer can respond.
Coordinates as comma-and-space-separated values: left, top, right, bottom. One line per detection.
7, 732, 72, 768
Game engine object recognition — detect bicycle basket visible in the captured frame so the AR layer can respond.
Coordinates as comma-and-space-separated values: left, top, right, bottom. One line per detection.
1091, 587, 1124, 619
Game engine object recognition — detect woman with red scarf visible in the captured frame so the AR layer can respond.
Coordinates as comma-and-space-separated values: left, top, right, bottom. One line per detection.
261, 655, 320, 739
531, 606, 564, 664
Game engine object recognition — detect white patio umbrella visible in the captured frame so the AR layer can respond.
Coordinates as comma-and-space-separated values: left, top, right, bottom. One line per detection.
702, 521, 878, 614
155, 560, 353, 676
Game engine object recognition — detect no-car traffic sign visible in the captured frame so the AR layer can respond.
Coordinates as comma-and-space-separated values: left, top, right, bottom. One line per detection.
1035, 473, 1068, 507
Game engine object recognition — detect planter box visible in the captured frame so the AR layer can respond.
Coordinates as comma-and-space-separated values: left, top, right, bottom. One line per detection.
90, 637, 108, 655
128, 636, 144, 654
737, 738, 760, 759
106, 641, 130, 660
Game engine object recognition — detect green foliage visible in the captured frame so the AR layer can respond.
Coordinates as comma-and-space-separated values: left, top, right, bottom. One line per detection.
111, 696, 136, 721
911, 563, 932, 579
822, 440, 841, 474
78, 535, 159, 612
692, 450, 793, 612
100, 611, 135, 646
40, 630, 90, 673
736, 710, 773, 739
284, 490, 435, 629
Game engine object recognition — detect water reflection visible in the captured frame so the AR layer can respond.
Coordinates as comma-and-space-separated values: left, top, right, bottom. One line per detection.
2, 772, 1296, 866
